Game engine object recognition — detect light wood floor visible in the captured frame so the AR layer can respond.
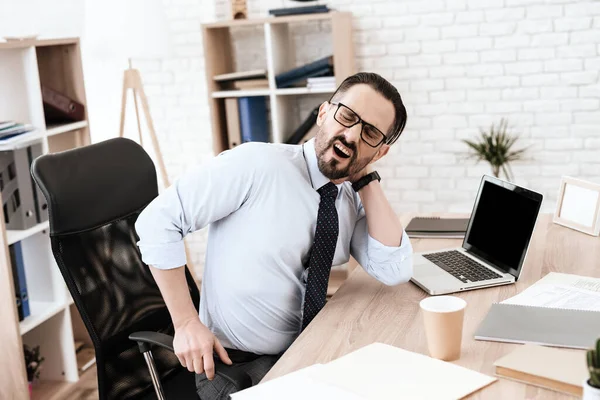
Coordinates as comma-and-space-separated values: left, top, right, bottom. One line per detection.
32, 366, 98, 400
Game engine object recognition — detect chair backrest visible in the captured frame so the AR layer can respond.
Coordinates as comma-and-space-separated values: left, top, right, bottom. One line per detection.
31, 138, 200, 400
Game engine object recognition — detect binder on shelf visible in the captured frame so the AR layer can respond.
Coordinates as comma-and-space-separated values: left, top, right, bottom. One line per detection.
27, 142, 48, 223
237, 97, 269, 143
41, 85, 85, 123
0, 142, 40, 230
225, 98, 242, 148
9, 242, 30, 321
286, 106, 319, 144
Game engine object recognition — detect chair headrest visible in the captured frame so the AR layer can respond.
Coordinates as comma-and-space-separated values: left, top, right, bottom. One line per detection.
31, 137, 158, 235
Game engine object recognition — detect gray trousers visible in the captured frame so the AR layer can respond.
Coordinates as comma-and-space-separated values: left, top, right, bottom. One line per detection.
195, 353, 280, 400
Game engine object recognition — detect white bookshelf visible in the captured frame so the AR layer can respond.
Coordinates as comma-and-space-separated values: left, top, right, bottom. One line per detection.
202, 11, 355, 154
0, 38, 94, 400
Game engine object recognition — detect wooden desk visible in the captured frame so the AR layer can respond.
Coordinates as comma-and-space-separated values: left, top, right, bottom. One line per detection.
262, 213, 600, 399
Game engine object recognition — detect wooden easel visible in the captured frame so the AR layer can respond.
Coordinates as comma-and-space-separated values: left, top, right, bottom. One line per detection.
118, 59, 198, 282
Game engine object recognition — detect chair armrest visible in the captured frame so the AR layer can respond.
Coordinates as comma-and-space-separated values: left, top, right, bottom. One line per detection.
129, 331, 253, 391
129, 331, 174, 353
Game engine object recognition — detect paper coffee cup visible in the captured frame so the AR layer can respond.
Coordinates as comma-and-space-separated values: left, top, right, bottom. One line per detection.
419, 296, 467, 361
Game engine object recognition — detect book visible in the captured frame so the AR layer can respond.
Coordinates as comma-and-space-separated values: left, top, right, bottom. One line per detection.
232, 79, 269, 90
493, 344, 587, 397
9, 242, 30, 321
268, 5, 330, 17
474, 302, 600, 349
275, 56, 334, 88
405, 216, 469, 238
213, 69, 267, 82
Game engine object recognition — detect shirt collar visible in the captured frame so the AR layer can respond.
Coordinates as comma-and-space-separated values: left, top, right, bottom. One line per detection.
302, 138, 344, 192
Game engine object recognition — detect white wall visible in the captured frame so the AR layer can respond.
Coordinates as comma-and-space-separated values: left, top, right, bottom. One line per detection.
209, 0, 600, 216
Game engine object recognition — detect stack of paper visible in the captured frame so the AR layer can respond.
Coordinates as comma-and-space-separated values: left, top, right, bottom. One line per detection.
501, 272, 600, 311
231, 343, 497, 399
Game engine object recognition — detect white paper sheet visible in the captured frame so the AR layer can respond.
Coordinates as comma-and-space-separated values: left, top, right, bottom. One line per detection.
230, 364, 366, 400
501, 272, 600, 311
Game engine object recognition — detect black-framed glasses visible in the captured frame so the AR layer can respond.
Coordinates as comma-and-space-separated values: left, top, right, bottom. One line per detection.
330, 102, 387, 148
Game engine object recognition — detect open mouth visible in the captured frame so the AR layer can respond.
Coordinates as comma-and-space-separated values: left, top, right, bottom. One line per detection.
333, 142, 351, 159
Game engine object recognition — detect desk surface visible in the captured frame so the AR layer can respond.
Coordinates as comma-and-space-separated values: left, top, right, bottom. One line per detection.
262, 213, 600, 399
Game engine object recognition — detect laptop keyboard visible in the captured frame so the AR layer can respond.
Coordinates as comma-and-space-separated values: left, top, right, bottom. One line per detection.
422, 250, 503, 283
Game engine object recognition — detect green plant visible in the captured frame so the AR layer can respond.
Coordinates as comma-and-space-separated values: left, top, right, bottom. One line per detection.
462, 118, 529, 182
24, 344, 45, 382
588, 338, 600, 388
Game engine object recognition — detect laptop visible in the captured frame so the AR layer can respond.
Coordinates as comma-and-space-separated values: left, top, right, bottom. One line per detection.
410, 175, 543, 295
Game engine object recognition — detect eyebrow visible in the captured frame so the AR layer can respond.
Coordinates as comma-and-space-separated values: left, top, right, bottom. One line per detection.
341, 102, 386, 135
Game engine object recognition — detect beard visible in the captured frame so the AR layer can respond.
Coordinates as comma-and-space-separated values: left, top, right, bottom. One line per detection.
314, 130, 373, 180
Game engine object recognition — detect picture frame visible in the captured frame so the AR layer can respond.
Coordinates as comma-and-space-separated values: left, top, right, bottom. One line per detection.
553, 176, 600, 236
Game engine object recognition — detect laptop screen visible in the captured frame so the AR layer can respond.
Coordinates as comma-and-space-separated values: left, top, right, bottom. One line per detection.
463, 176, 543, 278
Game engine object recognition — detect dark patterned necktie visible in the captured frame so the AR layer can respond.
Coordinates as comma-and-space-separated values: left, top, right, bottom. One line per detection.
301, 182, 339, 331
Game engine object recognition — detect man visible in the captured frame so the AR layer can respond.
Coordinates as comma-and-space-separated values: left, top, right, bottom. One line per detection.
135, 71, 413, 399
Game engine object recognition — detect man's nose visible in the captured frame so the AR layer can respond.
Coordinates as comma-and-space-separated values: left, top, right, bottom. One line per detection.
343, 123, 362, 145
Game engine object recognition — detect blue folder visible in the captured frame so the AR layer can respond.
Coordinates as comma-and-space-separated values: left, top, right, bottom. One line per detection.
237, 97, 269, 143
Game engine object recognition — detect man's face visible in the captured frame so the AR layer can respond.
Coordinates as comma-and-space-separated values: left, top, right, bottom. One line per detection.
314, 84, 395, 182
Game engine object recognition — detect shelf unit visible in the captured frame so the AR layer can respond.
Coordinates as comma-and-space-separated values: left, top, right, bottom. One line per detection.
0, 38, 94, 400
202, 11, 356, 297
202, 11, 355, 155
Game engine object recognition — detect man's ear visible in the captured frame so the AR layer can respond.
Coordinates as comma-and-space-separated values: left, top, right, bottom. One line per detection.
316, 101, 330, 127
370, 144, 390, 164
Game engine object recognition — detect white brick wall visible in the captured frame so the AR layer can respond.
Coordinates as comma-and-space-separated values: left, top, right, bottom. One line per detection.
140, 0, 600, 276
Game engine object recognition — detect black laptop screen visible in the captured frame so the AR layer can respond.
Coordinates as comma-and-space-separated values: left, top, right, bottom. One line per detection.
463, 178, 542, 277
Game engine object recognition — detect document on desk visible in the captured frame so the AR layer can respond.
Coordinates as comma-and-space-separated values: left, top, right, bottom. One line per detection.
501, 272, 600, 311
315, 343, 496, 400
233, 343, 496, 399
230, 364, 366, 400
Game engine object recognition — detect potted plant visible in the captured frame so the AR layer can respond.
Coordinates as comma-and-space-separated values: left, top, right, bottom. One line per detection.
462, 118, 529, 182
586, 339, 600, 399
24, 344, 45, 395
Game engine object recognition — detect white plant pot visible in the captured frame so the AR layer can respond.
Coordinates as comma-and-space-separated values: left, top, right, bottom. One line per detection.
583, 379, 600, 400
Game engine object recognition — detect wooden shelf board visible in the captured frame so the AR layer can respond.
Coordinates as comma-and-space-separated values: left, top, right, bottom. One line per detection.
46, 121, 88, 137
20, 300, 65, 335
202, 12, 340, 29
0, 37, 79, 50
212, 89, 271, 98
0, 131, 45, 152
275, 87, 336, 95
7, 221, 49, 246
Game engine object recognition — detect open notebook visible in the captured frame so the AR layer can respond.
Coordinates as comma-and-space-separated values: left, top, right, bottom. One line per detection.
231, 343, 496, 399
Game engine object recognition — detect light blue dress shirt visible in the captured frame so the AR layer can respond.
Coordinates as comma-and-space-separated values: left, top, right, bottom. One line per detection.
135, 138, 413, 355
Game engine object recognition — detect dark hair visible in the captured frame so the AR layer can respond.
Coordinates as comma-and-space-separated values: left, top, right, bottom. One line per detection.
328, 72, 407, 145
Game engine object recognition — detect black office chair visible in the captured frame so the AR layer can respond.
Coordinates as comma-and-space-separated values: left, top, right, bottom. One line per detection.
31, 137, 251, 399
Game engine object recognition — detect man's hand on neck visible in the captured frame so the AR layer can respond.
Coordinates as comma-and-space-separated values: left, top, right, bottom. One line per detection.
346, 164, 372, 184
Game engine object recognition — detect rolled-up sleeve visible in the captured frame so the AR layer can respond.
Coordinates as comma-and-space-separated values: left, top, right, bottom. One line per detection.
350, 211, 414, 286
135, 145, 256, 270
